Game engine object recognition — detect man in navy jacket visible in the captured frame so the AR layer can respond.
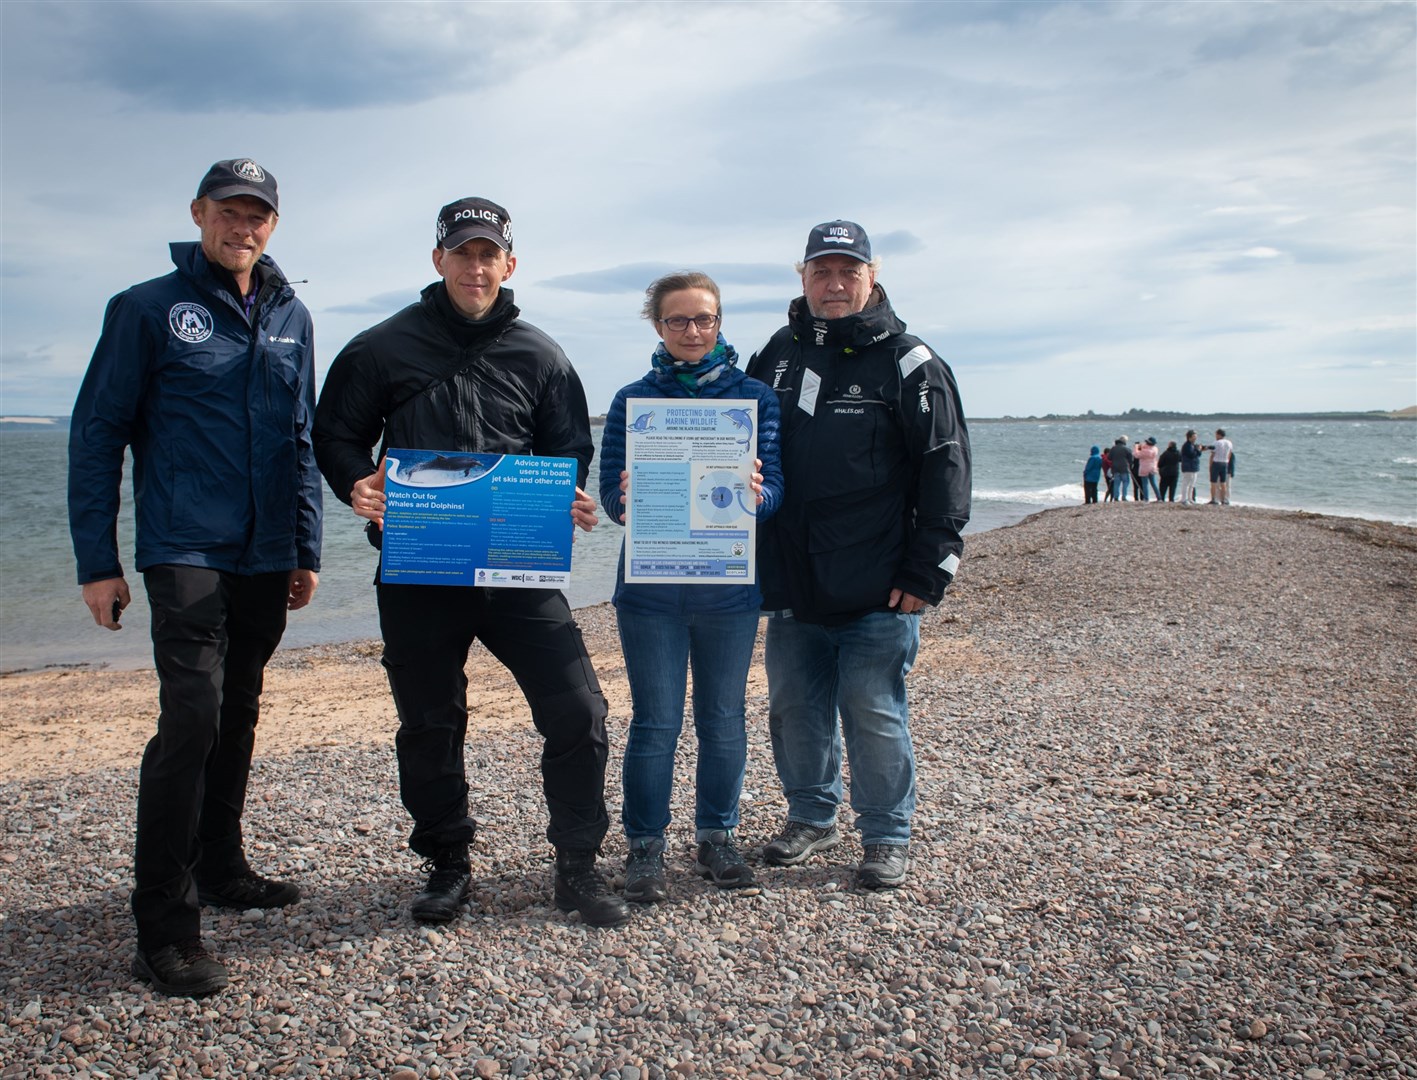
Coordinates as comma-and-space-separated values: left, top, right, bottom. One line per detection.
68, 158, 321, 997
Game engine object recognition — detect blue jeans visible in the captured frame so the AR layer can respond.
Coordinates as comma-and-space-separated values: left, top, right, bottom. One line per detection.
1112, 474, 1131, 501
618, 608, 759, 841
764, 610, 919, 844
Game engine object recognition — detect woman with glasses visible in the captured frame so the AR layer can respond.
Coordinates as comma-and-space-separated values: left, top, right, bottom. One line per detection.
599, 271, 784, 903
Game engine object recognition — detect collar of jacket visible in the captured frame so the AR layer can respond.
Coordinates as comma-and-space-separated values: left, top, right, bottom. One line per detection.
422, 281, 520, 345
786, 283, 907, 349
169, 240, 290, 317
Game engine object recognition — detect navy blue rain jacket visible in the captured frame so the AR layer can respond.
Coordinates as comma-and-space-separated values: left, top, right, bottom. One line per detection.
1084, 446, 1104, 483
68, 242, 322, 583
599, 359, 783, 615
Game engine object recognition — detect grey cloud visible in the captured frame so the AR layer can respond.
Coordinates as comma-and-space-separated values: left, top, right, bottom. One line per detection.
4, 2, 584, 113
0, 347, 77, 414
1213, 254, 1289, 275
880, 0, 1073, 31
0, 347, 54, 373
541, 263, 794, 295
1194, 22, 1278, 64
324, 290, 418, 316
723, 298, 795, 316
1283, 242, 1363, 267
942, 312, 1290, 370
539, 264, 677, 295
1288, 13, 1416, 90
874, 231, 925, 257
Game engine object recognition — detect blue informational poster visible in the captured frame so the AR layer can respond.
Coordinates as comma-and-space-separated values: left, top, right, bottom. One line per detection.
623, 398, 758, 585
379, 449, 576, 589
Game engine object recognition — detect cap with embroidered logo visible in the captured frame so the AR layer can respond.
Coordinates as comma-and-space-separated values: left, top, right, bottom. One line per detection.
196, 159, 278, 213
804, 220, 872, 263
436, 197, 513, 252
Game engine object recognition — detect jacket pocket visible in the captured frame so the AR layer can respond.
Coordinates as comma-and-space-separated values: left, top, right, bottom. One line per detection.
263, 344, 303, 419
805, 490, 906, 614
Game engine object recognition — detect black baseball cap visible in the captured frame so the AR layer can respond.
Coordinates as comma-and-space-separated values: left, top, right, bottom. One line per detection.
804, 219, 872, 263
436, 197, 513, 252
196, 158, 278, 213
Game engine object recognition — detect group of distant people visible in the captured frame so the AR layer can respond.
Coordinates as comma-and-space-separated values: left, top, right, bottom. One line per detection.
1083, 428, 1235, 505
66, 158, 972, 997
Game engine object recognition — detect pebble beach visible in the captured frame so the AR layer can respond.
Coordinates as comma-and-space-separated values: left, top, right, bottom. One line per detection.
1, 504, 1413, 1079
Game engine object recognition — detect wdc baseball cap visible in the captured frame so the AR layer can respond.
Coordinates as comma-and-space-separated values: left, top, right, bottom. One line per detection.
196, 159, 278, 213
436, 197, 513, 252
804, 219, 872, 263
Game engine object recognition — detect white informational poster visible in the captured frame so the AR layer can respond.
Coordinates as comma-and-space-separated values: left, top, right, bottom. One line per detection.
623, 398, 759, 585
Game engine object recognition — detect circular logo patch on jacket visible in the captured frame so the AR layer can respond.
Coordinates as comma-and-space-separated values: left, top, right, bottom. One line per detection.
168, 302, 214, 343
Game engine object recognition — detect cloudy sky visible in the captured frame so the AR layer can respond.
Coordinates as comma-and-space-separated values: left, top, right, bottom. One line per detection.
2, 0, 1413, 419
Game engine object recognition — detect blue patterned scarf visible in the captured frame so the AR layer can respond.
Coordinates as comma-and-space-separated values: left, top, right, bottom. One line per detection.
650, 335, 738, 395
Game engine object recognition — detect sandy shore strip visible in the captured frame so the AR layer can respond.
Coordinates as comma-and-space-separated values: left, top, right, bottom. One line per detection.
2, 504, 1413, 1079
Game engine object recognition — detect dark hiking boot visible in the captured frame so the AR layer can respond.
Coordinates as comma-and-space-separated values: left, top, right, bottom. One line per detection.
694, 830, 755, 889
624, 839, 669, 904
762, 820, 841, 867
197, 870, 300, 910
410, 847, 472, 924
856, 843, 911, 890
555, 851, 630, 928
132, 939, 228, 997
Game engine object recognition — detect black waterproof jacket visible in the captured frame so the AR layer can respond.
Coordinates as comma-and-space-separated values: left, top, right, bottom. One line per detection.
745, 287, 971, 624
313, 285, 595, 506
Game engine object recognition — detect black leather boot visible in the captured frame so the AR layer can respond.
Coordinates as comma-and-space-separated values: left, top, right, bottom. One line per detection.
132, 939, 228, 997
410, 847, 471, 924
553, 850, 630, 928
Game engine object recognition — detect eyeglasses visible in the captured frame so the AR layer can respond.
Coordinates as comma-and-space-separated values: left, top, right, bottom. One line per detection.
658, 314, 721, 332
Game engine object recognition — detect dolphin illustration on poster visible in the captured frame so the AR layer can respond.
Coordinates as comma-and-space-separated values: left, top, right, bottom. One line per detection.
721, 408, 753, 446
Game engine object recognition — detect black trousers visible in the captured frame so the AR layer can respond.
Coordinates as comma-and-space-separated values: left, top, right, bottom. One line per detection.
1083, 481, 1098, 504
134, 566, 289, 950
1159, 474, 1178, 501
376, 584, 610, 858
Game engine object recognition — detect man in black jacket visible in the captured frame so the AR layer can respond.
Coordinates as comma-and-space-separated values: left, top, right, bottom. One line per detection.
313, 198, 627, 928
746, 221, 971, 890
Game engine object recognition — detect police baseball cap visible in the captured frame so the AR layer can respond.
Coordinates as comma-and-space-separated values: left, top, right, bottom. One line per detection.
196, 159, 279, 213
804, 219, 872, 263
436, 197, 513, 252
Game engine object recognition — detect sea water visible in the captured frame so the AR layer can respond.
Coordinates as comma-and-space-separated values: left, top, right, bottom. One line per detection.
3, 417, 1413, 672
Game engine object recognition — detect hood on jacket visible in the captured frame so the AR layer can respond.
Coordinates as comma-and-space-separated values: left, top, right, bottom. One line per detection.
785, 284, 907, 348
1089, 445, 1100, 455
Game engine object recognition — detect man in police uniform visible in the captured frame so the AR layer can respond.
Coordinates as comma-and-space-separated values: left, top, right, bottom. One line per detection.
313, 197, 628, 929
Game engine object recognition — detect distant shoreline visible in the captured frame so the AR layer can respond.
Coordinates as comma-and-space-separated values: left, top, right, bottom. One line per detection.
6, 408, 1415, 429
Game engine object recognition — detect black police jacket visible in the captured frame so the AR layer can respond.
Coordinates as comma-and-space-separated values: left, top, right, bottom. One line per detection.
313, 284, 595, 508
